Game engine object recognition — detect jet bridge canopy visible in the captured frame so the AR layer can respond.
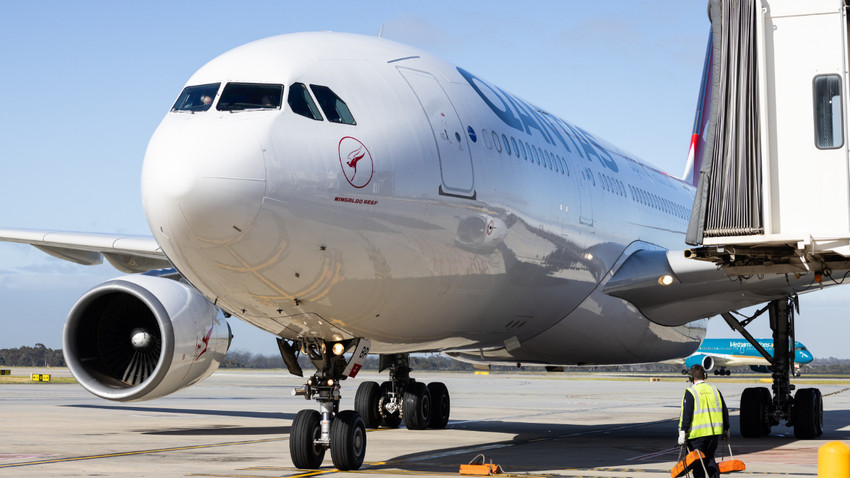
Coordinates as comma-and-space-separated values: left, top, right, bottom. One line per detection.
687, 0, 850, 275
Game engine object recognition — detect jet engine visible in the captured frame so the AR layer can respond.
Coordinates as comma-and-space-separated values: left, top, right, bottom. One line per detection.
63, 275, 231, 402
684, 354, 715, 372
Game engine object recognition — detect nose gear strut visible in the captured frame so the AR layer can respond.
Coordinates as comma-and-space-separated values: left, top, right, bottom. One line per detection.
285, 337, 370, 470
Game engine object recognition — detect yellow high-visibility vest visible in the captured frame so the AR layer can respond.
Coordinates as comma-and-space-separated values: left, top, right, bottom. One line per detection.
679, 381, 724, 439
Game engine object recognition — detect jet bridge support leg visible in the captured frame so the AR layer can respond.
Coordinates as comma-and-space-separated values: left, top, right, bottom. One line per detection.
723, 297, 822, 439
768, 299, 793, 427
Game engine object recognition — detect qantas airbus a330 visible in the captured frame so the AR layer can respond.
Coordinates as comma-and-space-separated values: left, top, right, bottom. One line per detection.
0, 31, 835, 469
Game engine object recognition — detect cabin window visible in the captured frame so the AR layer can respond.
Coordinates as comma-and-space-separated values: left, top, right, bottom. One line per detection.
482, 129, 493, 149
502, 134, 511, 156
217, 83, 283, 111
510, 137, 519, 157
288, 83, 323, 120
172, 83, 220, 112
310, 85, 356, 124
814, 75, 844, 149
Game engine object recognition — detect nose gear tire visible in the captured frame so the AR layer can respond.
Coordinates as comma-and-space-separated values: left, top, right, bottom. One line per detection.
330, 410, 367, 470
290, 409, 325, 469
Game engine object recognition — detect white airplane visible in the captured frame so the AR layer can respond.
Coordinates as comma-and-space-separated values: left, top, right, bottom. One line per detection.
0, 32, 835, 469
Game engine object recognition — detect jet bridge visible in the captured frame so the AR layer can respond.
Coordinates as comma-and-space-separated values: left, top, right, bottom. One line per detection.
687, 0, 850, 277
682, 0, 847, 440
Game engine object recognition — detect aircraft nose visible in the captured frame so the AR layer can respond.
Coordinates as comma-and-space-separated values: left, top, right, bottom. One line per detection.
141, 118, 267, 243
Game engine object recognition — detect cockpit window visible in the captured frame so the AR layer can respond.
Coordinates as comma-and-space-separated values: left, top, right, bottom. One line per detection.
288, 83, 323, 120
172, 83, 220, 112
216, 83, 283, 111
310, 84, 356, 125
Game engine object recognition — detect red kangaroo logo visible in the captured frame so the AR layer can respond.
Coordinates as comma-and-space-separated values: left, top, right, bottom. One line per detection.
338, 137, 373, 188
195, 324, 214, 361
346, 146, 366, 181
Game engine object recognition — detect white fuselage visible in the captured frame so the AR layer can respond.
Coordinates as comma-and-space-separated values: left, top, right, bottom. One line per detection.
141, 32, 705, 366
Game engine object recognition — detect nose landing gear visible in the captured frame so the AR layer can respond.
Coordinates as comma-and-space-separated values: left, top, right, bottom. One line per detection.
286, 338, 371, 470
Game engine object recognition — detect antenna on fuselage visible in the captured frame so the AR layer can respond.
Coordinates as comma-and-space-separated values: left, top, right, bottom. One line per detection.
378, 24, 384, 38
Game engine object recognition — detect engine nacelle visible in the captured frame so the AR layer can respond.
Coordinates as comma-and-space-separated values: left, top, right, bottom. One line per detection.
63, 275, 231, 402
684, 354, 715, 372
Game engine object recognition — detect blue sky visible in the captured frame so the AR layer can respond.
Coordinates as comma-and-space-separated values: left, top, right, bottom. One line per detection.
1, 2, 847, 359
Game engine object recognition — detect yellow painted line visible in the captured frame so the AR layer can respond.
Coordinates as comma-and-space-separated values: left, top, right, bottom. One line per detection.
187, 474, 285, 478
0, 437, 286, 469
281, 471, 328, 478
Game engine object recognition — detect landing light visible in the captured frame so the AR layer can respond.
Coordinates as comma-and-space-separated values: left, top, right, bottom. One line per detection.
658, 275, 674, 286
332, 343, 345, 355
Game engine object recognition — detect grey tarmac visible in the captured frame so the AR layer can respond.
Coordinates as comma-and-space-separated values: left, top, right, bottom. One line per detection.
1, 368, 847, 477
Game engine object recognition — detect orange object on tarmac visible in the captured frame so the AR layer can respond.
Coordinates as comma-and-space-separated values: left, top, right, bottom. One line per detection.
671, 449, 706, 478
718, 459, 746, 473
718, 443, 746, 473
459, 454, 503, 476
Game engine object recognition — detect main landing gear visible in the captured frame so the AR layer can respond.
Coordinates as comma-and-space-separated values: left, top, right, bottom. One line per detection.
354, 354, 451, 431
282, 337, 371, 471
721, 297, 823, 439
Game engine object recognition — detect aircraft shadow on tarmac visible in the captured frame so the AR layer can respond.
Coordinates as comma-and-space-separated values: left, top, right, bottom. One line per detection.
375, 409, 850, 474
60, 404, 850, 471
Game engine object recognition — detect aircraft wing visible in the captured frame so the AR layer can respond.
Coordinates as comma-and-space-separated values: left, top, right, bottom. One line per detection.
702, 354, 732, 368
603, 248, 815, 327
0, 228, 170, 273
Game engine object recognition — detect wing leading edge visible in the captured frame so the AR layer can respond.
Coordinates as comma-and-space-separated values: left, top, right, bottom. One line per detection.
603, 248, 824, 327
0, 228, 170, 273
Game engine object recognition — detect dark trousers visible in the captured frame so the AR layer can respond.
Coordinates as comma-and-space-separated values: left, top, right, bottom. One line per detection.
687, 435, 719, 478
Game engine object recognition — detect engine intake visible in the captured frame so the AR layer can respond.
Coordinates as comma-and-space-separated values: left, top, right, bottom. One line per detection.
684, 354, 715, 372
63, 275, 231, 402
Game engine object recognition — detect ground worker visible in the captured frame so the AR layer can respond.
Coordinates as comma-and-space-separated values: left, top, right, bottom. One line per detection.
677, 364, 730, 478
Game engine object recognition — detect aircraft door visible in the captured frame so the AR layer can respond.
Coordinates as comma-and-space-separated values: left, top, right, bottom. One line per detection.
397, 67, 475, 198
564, 155, 593, 226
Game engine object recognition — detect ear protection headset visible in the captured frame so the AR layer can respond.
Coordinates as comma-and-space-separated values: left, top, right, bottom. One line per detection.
688, 364, 706, 383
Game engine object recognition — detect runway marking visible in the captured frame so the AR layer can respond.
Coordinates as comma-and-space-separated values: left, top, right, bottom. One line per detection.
0, 437, 286, 469
626, 446, 679, 461
824, 386, 850, 397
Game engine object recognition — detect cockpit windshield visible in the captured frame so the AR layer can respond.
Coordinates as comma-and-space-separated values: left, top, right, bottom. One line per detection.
172, 83, 220, 112
217, 83, 283, 111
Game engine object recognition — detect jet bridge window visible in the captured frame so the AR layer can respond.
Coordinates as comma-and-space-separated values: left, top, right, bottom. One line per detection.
288, 83, 323, 120
217, 83, 283, 111
310, 85, 356, 125
814, 75, 844, 149
172, 83, 220, 112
